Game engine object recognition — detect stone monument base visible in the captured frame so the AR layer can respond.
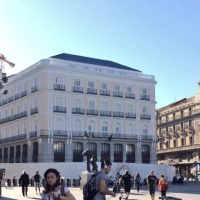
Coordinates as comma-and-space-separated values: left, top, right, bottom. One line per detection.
80, 171, 93, 189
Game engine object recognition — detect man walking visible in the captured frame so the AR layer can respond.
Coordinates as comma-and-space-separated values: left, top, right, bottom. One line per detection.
19, 170, 30, 197
147, 171, 157, 200
93, 160, 116, 200
34, 171, 41, 194
121, 170, 132, 199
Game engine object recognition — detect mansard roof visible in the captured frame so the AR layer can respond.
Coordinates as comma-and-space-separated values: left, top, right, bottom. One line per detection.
50, 53, 141, 72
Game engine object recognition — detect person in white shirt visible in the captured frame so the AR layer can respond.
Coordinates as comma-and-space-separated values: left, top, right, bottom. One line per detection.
42, 168, 76, 200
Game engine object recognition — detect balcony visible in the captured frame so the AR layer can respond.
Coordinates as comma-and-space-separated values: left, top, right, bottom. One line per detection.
125, 112, 136, 119
140, 94, 150, 100
29, 131, 37, 138
30, 107, 38, 115
100, 110, 112, 117
87, 88, 97, 95
13, 113, 21, 120
113, 91, 123, 98
53, 130, 68, 136
125, 92, 135, 99
8, 96, 14, 102
21, 90, 27, 97
20, 111, 28, 118
72, 86, 83, 93
54, 84, 65, 91
86, 109, 98, 116
113, 111, 124, 118
72, 108, 85, 114
100, 89, 110, 96
53, 106, 66, 113
3, 99, 8, 105
31, 86, 38, 93
140, 114, 151, 120
0, 134, 27, 144
14, 93, 20, 100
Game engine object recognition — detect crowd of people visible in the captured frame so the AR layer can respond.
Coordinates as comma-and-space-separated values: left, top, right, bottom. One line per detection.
0, 162, 171, 200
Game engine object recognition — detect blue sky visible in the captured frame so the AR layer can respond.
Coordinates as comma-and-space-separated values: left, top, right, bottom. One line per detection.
0, 0, 200, 108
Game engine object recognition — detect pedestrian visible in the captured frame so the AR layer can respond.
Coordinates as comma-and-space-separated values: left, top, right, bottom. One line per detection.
34, 171, 41, 194
42, 168, 76, 200
19, 170, 30, 197
147, 171, 157, 200
135, 173, 142, 193
158, 175, 168, 198
120, 170, 132, 199
93, 160, 116, 200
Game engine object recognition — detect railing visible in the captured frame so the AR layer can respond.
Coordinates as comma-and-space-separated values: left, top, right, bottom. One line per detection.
53, 130, 68, 136
29, 131, 37, 138
125, 92, 135, 99
140, 114, 151, 120
21, 91, 27, 97
14, 93, 20, 100
72, 108, 85, 114
54, 84, 65, 91
140, 94, 150, 100
87, 88, 97, 95
125, 112, 136, 118
113, 91, 123, 97
113, 111, 124, 118
86, 109, 98, 115
30, 107, 38, 115
100, 110, 112, 117
72, 86, 83, 93
0, 134, 27, 144
31, 86, 38, 93
100, 89, 110, 96
53, 106, 66, 113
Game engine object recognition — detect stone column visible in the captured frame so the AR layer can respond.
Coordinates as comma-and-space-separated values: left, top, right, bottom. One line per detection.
135, 142, 142, 163
97, 143, 101, 162
110, 142, 114, 162
123, 143, 126, 162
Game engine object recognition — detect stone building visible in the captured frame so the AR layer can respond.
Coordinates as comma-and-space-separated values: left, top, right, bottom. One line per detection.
156, 83, 200, 177
0, 53, 156, 164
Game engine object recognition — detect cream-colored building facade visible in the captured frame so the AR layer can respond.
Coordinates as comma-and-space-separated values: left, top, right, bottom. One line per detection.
0, 53, 156, 164
156, 83, 200, 178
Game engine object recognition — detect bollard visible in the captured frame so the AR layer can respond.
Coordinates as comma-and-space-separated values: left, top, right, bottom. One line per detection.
31, 178, 34, 186
7, 179, 11, 187
67, 179, 71, 187
61, 178, 65, 186
12, 178, 17, 186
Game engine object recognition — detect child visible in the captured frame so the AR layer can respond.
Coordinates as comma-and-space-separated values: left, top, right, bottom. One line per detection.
158, 175, 168, 198
42, 168, 76, 200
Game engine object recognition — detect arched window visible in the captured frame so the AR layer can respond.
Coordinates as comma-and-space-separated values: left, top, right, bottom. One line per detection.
74, 119, 81, 132
102, 121, 108, 137
9, 146, 14, 163
0, 148, 2, 163
127, 123, 133, 135
142, 145, 150, 163
33, 142, 38, 162
88, 120, 95, 133
3, 147, 8, 163
101, 143, 110, 161
54, 141, 65, 162
73, 142, 83, 162
126, 144, 135, 163
22, 144, 28, 163
115, 122, 121, 137
88, 143, 97, 161
114, 144, 123, 162
16, 145, 21, 163
55, 118, 64, 130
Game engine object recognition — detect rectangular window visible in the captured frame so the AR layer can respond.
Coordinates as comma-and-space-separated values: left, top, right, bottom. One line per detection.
89, 101, 95, 109
114, 85, 120, 91
88, 81, 94, 88
102, 83, 107, 89
74, 80, 81, 86
115, 103, 121, 111
142, 88, 147, 95
127, 86, 132, 92
56, 77, 63, 84
102, 102, 108, 110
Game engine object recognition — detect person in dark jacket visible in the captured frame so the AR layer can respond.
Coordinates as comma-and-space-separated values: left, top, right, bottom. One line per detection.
19, 170, 30, 197
34, 171, 41, 194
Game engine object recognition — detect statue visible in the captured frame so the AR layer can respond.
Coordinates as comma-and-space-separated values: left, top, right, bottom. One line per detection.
82, 149, 98, 172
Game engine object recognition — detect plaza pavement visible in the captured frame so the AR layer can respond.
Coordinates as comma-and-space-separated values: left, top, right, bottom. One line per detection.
1, 182, 200, 200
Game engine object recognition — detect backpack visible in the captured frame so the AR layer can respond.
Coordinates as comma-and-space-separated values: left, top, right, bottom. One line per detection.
83, 172, 100, 200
